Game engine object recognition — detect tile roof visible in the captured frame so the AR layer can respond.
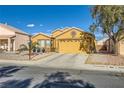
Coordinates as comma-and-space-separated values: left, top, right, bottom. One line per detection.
0, 23, 29, 35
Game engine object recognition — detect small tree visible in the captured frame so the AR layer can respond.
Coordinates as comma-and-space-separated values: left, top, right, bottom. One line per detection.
90, 5, 124, 55
80, 32, 96, 54
19, 42, 39, 53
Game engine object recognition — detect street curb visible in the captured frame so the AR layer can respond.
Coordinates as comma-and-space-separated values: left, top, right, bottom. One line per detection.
0, 60, 124, 73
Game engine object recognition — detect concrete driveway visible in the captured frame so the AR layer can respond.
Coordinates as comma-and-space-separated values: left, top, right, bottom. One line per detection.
37, 53, 88, 68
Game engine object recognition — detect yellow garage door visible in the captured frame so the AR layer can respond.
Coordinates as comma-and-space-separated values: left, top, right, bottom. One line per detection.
58, 40, 82, 53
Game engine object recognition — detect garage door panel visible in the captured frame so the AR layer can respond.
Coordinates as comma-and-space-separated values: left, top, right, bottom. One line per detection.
59, 40, 82, 53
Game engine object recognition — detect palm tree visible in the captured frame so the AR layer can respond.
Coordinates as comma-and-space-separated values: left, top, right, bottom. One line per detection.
19, 42, 39, 53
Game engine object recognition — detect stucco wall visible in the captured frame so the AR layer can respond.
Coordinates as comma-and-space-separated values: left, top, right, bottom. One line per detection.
14, 33, 29, 50
119, 40, 124, 55
56, 29, 81, 39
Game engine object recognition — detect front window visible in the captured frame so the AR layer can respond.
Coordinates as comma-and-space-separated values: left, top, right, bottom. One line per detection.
38, 40, 51, 47
38, 40, 45, 47
46, 40, 51, 47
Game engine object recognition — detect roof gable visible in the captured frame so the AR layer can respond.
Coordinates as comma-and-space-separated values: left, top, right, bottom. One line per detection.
52, 28, 73, 37
52, 29, 63, 37
0, 25, 16, 37
32, 33, 50, 42
55, 28, 84, 39
0, 23, 29, 35
32, 32, 50, 38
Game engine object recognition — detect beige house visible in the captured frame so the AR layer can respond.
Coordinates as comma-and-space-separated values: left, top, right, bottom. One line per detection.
96, 37, 124, 55
0, 23, 29, 52
96, 38, 108, 53
105, 39, 124, 55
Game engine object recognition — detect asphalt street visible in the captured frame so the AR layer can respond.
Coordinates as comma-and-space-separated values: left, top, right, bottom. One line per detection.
0, 64, 124, 88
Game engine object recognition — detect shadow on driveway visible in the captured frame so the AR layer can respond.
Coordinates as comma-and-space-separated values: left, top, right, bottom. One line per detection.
33, 72, 95, 88
0, 66, 25, 78
0, 78, 32, 88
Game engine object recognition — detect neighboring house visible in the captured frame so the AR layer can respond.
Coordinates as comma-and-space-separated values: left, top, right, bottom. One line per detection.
0, 23, 30, 52
32, 33, 51, 52
32, 27, 96, 53
96, 37, 109, 53
118, 40, 124, 55
105, 38, 124, 55
96, 37, 124, 55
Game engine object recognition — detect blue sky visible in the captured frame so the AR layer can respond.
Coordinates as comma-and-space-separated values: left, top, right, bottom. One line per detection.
0, 5, 103, 40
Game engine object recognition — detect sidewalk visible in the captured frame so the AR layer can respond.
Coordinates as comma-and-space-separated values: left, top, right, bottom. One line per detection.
0, 58, 124, 74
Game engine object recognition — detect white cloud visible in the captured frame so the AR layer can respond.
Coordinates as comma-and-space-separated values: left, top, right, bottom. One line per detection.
27, 24, 35, 27
60, 26, 64, 29
47, 29, 51, 32
39, 24, 43, 26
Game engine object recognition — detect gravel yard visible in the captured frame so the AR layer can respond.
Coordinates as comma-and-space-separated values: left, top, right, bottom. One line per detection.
0, 52, 53, 61
85, 54, 124, 66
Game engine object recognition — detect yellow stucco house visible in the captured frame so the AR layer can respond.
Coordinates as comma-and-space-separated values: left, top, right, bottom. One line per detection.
32, 27, 96, 53
32, 32, 51, 52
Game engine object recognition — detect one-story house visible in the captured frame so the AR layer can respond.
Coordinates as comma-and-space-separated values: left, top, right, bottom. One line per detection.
0, 23, 30, 52
32, 27, 96, 53
32, 32, 51, 52
96, 37, 124, 55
